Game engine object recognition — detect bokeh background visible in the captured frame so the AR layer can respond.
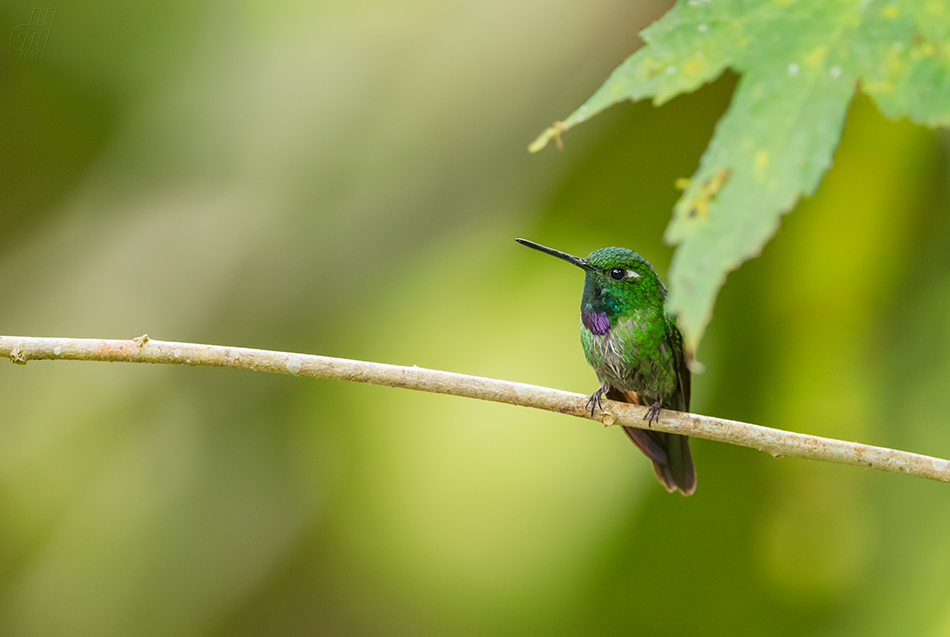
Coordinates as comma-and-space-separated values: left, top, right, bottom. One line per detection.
2, 0, 950, 634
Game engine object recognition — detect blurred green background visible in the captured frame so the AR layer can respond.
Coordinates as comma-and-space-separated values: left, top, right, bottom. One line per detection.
2, 0, 950, 634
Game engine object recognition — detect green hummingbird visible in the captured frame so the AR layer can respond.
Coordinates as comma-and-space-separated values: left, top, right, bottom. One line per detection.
517, 238, 696, 495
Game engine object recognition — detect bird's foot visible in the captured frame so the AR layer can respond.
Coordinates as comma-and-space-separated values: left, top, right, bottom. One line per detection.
586, 382, 610, 416
643, 398, 663, 427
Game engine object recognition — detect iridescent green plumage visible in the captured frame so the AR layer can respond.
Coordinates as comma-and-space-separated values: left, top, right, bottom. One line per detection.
517, 239, 696, 495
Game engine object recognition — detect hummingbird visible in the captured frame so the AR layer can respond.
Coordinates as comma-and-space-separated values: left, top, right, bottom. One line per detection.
516, 238, 696, 495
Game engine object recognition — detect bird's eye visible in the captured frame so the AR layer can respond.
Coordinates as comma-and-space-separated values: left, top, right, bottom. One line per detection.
609, 267, 626, 281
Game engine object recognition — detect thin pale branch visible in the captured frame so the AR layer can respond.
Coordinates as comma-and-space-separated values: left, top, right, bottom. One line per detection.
2, 334, 948, 484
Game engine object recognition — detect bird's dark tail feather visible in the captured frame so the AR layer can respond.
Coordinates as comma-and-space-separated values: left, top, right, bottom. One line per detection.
608, 387, 696, 496
622, 427, 696, 496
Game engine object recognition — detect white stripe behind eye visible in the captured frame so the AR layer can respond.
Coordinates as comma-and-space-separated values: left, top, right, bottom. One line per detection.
626, 269, 640, 279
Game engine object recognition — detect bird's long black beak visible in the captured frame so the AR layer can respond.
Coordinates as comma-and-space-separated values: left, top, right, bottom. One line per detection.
516, 238, 596, 272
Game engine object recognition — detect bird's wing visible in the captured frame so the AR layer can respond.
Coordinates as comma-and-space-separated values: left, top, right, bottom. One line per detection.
665, 316, 691, 412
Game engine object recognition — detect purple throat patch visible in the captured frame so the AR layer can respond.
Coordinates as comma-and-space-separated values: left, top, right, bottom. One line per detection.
582, 310, 610, 335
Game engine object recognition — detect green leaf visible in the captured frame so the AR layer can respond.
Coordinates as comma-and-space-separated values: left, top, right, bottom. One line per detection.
531, 0, 950, 352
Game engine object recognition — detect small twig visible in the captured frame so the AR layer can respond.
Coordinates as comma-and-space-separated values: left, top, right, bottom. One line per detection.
1, 335, 948, 484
